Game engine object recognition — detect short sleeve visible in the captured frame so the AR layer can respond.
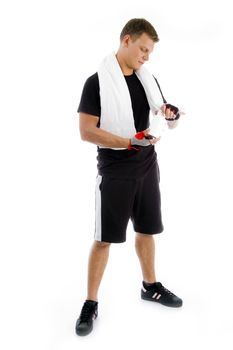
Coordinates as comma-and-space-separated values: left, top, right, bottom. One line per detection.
77, 73, 101, 117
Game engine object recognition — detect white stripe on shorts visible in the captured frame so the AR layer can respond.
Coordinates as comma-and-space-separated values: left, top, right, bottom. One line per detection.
94, 175, 102, 241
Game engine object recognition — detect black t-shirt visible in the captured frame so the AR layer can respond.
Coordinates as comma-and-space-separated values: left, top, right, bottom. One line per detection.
77, 72, 157, 179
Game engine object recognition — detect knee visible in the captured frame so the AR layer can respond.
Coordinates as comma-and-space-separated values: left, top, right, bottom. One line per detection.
135, 232, 154, 245
94, 240, 111, 249
136, 232, 153, 240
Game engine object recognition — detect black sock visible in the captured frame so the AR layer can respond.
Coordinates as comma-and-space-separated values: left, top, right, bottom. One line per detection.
143, 281, 158, 291
86, 299, 98, 306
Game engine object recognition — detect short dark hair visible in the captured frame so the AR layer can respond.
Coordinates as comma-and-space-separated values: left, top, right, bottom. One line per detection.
120, 18, 159, 43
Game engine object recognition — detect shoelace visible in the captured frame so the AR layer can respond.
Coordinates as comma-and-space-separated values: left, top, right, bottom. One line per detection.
158, 283, 176, 297
79, 303, 96, 322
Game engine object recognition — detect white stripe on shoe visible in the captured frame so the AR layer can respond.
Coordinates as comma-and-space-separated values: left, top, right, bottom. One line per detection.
152, 292, 158, 298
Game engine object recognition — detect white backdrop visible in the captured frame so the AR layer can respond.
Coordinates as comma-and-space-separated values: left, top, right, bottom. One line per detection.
0, 0, 233, 349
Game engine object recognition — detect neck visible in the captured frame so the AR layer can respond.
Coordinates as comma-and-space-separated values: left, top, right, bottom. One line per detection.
115, 52, 134, 76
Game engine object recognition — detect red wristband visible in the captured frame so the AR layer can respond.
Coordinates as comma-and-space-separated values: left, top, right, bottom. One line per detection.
128, 139, 139, 151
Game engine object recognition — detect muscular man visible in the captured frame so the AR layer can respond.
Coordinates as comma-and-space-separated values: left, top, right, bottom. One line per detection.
75, 18, 183, 336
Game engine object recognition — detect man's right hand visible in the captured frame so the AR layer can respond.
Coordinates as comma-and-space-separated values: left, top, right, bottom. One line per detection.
128, 130, 160, 150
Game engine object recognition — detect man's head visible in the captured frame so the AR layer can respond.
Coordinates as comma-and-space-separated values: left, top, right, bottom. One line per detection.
117, 18, 159, 73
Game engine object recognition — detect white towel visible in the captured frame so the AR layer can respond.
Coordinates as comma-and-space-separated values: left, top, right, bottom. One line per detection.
97, 51, 173, 150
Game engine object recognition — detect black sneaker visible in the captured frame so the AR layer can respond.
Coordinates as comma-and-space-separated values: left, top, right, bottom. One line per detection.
75, 300, 98, 336
141, 281, 183, 307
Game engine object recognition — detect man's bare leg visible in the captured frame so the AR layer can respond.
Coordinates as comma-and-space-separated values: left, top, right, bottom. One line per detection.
135, 232, 183, 308
87, 241, 111, 301
135, 232, 156, 283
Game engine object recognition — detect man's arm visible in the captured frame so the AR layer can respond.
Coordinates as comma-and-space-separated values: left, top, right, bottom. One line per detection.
79, 112, 130, 148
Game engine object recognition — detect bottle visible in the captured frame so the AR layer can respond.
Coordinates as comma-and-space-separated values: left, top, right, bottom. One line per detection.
149, 112, 168, 138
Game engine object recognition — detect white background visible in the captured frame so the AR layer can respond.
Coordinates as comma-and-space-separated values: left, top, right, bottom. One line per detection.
0, 0, 233, 349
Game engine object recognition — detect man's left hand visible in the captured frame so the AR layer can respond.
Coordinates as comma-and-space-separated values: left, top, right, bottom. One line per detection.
161, 104, 180, 120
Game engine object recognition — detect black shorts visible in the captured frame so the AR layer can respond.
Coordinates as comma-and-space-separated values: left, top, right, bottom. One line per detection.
94, 163, 164, 243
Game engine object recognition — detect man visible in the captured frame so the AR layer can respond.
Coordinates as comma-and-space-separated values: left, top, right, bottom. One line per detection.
75, 18, 183, 337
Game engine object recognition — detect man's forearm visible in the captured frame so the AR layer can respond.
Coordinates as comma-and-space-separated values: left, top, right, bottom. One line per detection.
81, 126, 129, 148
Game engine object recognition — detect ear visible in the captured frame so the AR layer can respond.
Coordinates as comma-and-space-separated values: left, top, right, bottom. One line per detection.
122, 34, 131, 47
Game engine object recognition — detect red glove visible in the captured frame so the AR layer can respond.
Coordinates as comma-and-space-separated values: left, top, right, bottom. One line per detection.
128, 131, 154, 151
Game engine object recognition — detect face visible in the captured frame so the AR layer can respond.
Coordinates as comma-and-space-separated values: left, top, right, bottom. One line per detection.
123, 33, 155, 71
